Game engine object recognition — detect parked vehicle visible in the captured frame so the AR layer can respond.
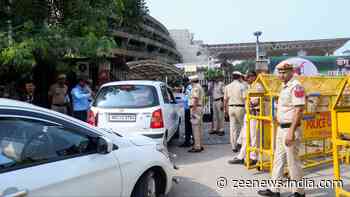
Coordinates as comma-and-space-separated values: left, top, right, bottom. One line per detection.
0, 99, 175, 197
90, 81, 182, 144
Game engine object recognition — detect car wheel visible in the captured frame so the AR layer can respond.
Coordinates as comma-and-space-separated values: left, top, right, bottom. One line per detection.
132, 170, 159, 197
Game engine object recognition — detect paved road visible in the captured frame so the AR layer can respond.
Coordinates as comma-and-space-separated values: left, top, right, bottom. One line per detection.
166, 123, 348, 197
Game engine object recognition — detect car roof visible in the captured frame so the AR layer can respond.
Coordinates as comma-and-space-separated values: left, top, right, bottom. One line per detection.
0, 98, 102, 134
101, 80, 165, 88
0, 98, 37, 109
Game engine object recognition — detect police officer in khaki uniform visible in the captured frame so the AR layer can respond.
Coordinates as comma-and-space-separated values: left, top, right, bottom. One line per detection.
258, 61, 305, 197
224, 71, 247, 153
211, 74, 225, 136
188, 75, 205, 153
48, 74, 70, 114
228, 71, 258, 165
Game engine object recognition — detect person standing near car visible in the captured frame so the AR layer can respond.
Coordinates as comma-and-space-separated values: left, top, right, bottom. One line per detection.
48, 74, 70, 114
71, 76, 92, 122
179, 77, 194, 147
258, 61, 305, 197
224, 71, 246, 153
210, 74, 225, 136
188, 75, 204, 153
20, 79, 38, 105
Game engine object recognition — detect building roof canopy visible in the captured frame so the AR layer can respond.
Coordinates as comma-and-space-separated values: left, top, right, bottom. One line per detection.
127, 60, 184, 80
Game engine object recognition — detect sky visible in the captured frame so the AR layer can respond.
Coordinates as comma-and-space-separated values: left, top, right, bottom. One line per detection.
146, 0, 350, 53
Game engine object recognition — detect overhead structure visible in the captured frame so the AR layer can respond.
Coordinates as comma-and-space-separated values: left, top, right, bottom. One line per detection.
203, 38, 350, 60
127, 60, 184, 80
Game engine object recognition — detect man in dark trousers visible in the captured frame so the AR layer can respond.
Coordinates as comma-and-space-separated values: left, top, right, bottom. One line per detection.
179, 77, 194, 147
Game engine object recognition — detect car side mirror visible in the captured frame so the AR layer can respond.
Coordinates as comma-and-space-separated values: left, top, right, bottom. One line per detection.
97, 136, 113, 154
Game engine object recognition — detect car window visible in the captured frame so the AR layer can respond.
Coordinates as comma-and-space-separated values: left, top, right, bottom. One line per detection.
94, 85, 159, 108
167, 88, 176, 104
161, 85, 170, 104
0, 117, 97, 173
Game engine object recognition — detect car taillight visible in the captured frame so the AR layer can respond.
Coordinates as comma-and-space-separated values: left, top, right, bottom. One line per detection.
150, 109, 164, 129
87, 110, 98, 126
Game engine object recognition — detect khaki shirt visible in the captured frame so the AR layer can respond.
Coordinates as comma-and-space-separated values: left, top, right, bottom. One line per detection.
213, 81, 224, 100
224, 80, 247, 105
277, 77, 305, 123
48, 83, 68, 105
190, 83, 204, 106
247, 84, 259, 110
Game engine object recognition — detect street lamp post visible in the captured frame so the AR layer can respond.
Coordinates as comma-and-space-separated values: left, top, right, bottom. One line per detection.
253, 31, 262, 61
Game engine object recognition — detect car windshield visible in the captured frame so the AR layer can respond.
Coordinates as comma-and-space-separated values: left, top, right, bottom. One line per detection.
94, 85, 159, 108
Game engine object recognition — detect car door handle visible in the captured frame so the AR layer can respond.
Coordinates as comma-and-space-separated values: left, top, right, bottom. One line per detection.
3, 189, 28, 197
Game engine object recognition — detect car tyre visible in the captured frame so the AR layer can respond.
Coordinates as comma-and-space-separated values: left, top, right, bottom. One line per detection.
131, 170, 160, 197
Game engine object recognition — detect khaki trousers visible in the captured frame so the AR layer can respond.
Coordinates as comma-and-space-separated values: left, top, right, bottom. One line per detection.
51, 105, 68, 114
229, 106, 245, 149
237, 114, 258, 160
213, 100, 224, 132
191, 107, 203, 149
271, 127, 304, 194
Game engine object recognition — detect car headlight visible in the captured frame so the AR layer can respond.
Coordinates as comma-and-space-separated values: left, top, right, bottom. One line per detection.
156, 143, 170, 159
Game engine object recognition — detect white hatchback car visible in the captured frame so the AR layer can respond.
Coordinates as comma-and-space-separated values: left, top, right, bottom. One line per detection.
89, 81, 182, 144
0, 99, 175, 197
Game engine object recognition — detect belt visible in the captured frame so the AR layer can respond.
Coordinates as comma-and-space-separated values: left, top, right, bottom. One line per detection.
229, 104, 245, 107
279, 123, 292, 129
279, 123, 301, 129
214, 97, 223, 102
190, 105, 202, 108
52, 104, 66, 107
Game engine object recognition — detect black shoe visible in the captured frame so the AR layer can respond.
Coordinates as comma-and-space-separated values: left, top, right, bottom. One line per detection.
188, 147, 204, 153
232, 148, 239, 153
257, 189, 280, 197
228, 158, 244, 164
250, 159, 258, 166
209, 130, 218, 135
288, 192, 305, 197
178, 142, 191, 148
236, 144, 242, 151
216, 131, 225, 136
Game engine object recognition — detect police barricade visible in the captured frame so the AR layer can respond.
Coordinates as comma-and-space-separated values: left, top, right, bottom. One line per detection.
331, 76, 350, 197
245, 74, 345, 173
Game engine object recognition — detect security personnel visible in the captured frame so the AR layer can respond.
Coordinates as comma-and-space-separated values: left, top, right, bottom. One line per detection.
48, 74, 70, 114
188, 75, 205, 153
224, 71, 247, 153
258, 61, 305, 197
179, 77, 194, 147
211, 74, 225, 136
228, 71, 258, 165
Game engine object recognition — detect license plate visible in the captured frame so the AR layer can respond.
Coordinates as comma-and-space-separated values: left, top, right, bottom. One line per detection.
109, 114, 136, 122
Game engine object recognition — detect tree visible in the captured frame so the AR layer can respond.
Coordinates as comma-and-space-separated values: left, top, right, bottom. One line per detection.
0, 0, 148, 103
0, 0, 149, 70
233, 60, 256, 74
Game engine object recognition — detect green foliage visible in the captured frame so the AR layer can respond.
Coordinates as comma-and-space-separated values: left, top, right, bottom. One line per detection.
204, 68, 224, 81
114, 0, 149, 28
233, 60, 256, 74
0, 0, 148, 71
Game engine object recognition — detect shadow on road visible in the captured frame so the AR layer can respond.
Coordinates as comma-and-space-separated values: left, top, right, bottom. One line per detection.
167, 176, 221, 197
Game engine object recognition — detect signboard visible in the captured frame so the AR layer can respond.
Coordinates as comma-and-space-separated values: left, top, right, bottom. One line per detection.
302, 111, 331, 139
